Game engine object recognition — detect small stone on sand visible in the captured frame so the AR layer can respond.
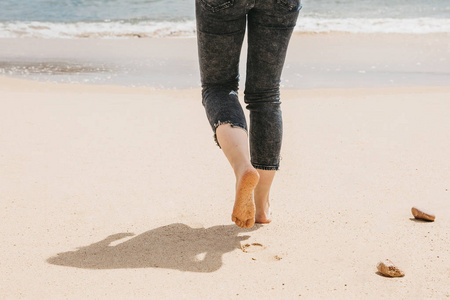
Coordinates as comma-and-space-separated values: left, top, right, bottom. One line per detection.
377, 259, 405, 277
411, 206, 435, 221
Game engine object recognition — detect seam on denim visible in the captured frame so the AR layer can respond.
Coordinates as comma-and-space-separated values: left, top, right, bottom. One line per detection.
213, 121, 248, 148
251, 162, 279, 171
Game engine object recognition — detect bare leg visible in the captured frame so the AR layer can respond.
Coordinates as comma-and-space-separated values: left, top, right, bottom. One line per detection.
216, 124, 260, 228
254, 170, 275, 223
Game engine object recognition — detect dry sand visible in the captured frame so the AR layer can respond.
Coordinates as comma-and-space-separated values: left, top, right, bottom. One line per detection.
1, 32, 450, 299
1, 76, 449, 299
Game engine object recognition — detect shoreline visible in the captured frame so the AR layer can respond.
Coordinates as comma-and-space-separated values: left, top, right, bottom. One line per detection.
2, 75, 450, 93
1, 18, 450, 38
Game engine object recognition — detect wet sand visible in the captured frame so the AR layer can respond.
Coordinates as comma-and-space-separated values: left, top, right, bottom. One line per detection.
0, 33, 449, 88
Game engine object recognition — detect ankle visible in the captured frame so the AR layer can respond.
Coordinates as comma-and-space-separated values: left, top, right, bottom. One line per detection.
234, 163, 257, 178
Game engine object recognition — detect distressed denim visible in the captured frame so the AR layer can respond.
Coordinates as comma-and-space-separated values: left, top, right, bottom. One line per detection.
196, 0, 301, 170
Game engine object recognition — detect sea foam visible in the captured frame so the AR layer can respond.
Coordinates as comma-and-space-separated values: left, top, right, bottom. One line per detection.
0, 18, 449, 39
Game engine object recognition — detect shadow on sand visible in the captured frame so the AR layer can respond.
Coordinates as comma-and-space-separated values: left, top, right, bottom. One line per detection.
409, 217, 434, 223
47, 223, 258, 273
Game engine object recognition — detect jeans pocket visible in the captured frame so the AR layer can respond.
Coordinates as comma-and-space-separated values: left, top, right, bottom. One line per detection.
276, 0, 302, 12
200, 0, 235, 12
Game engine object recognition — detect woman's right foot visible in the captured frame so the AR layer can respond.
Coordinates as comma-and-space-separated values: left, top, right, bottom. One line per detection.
231, 166, 259, 228
253, 169, 276, 223
255, 194, 272, 223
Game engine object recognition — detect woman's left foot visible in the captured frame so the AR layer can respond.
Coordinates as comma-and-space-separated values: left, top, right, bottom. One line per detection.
231, 166, 259, 228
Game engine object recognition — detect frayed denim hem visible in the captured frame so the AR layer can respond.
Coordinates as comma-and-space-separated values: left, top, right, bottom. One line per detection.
213, 121, 248, 148
252, 162, 279, 171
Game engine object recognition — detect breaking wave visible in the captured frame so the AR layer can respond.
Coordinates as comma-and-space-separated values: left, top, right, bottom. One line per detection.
0, 17, 449, 39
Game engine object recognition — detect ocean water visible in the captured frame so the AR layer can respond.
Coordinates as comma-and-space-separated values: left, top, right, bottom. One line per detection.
0, 0, 449, 38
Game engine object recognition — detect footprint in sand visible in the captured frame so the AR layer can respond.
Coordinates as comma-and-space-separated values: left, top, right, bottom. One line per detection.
241, 243, 283, 262
241, 243, 265, 253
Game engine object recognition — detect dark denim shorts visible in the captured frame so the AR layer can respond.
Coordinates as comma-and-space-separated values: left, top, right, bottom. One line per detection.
196, 0, 301, 170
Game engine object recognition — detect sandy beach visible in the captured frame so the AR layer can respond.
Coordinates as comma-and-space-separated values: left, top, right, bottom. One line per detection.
1, 33, 449, 299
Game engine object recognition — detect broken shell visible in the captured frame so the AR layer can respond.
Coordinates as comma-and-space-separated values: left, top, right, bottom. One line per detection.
377, 259, 405, 277
411, 207, 435, 221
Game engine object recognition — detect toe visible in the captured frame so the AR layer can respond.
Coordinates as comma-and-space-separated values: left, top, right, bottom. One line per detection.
232, 215, 237, 222
235, 219, 244, 228
245, 218, 255, 228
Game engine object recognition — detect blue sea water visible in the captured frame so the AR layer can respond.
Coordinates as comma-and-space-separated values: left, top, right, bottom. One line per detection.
0, 0, 449, 88
1, 0, 449, 22
0, 0, 192, 22
0, 0, 449, 37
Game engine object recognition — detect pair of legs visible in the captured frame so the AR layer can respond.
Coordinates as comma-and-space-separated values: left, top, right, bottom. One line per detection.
216, 124, 275, 228
196, 0, 300, 228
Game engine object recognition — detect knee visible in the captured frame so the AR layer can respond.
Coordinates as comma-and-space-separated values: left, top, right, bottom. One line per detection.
244, 87, 281, 108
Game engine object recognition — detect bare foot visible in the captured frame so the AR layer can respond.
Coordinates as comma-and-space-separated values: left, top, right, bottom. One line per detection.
253, 169, 276, 224
255, 194, 272, 224
232, 166, 259, 228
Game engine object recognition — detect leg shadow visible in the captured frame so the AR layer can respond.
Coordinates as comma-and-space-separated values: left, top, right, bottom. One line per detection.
47, 223, 259, 273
